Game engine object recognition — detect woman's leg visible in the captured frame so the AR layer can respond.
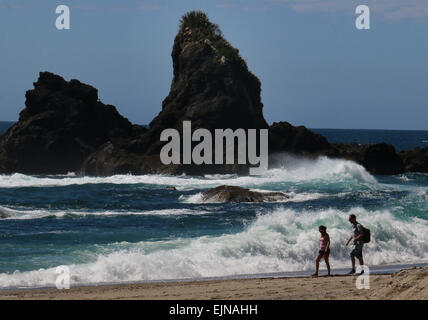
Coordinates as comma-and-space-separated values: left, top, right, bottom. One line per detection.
324, 254, 331, 276
312, 253, 322, 276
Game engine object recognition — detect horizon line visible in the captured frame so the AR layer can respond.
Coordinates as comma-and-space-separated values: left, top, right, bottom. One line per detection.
0, 120, 427, 132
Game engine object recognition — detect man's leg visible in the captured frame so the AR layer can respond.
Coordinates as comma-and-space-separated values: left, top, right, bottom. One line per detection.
358, 254, 364, 273
350, 254, 356, 274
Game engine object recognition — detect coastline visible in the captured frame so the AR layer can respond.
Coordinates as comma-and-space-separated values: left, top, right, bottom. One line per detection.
1, 264, 427, 300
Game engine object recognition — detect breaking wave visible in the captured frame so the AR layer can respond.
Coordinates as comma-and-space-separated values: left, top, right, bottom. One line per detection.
0, 156, 376, 189
0, 206, 209, 220
0, 206, 427, 288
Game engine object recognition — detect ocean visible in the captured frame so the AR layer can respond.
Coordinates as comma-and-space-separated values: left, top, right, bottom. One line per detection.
312, 128, 428, 151
0, 128, 427, 289
0, 122, 15, 135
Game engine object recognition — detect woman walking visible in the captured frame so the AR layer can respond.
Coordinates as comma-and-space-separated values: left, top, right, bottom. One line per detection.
312, 225, 331, 277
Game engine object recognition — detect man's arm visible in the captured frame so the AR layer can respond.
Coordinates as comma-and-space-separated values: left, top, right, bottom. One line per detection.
345, 235, 353, 246
354, 234, 363, 242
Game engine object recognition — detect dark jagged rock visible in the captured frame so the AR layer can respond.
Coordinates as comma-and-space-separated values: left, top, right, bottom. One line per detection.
80, 141, 250, 176
358, 143, 405, 175
269, 121, 331, 154
202, 185, 290, 203
399, 147, 428, 173
325, 142, 405, 175
0, 72, 133, 174
267, 122, 406, 175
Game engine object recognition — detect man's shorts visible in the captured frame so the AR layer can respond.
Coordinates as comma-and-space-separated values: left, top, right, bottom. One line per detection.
350, 244, 363, 258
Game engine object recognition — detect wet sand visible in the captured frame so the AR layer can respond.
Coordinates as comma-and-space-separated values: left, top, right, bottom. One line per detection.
0, 266, 426, 300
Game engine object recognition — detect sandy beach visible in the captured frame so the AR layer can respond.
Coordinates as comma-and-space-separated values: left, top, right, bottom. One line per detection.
0, 267, 426, 300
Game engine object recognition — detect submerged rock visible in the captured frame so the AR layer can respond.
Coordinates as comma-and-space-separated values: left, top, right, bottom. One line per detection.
202, 185, 290, 203
0, 207, 10, 219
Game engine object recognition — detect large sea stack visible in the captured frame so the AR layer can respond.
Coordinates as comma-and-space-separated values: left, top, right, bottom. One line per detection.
146, 11, 269, 155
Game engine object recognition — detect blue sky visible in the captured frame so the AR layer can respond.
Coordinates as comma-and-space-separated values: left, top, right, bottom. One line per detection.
1, 0, 427, 130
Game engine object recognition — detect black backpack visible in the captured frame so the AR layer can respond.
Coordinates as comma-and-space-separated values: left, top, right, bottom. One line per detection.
361, 225, 371, 243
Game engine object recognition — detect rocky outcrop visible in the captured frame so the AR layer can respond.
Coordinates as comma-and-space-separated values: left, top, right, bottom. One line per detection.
269, 121, 331, 155
202, 185, 290, 203
0, 72, 134, 174
268, 122, 406, 175
399, 147, 428, 173
326, 142, 405, 175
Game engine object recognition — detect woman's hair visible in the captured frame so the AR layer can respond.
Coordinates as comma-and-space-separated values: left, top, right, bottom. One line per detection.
319, 225, 327, 231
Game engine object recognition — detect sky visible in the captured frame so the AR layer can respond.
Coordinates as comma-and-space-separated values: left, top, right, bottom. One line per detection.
0, 0, 427, 130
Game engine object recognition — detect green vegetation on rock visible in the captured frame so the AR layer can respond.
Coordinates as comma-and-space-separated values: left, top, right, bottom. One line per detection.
178, 10, 258, 88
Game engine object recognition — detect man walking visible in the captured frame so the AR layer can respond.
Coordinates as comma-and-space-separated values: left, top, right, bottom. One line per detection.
345, 214, 365, 274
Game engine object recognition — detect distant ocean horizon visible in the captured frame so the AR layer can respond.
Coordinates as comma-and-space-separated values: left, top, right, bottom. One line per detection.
311, 128, 428, 151
0, 121, 15, 135
1, 121, 427, 151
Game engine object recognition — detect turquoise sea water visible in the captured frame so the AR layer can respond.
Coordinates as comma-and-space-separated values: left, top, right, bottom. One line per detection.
0, 129, 427, 288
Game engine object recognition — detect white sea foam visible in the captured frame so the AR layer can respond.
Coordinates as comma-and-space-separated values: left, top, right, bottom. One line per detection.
397, 174, 413, 182
0, 156, 376, 189
1, 206, 427, 288
0, 206, 209, 220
